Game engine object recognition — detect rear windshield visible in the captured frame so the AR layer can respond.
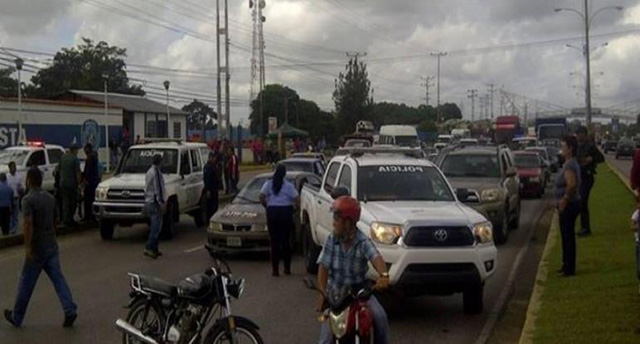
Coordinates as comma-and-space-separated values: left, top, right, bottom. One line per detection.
281, 161, 313, 173
394, 136, 419, 147
121, 148, 179, 174
440, 154, 500, 178
0, 149, 29, 165
235, 176, 296, 204
514, 155, 540, 168
357, 165, 454, 202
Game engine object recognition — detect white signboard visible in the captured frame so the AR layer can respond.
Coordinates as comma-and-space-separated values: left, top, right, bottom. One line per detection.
268, 117, 278, 134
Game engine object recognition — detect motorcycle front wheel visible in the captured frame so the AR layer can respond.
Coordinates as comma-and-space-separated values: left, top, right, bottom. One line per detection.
123, 299, 166, 344
204, 324, 264, 344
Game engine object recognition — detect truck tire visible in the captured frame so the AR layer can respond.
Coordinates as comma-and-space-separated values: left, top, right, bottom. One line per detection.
463, 283, 484, 315
493, 211, 509, 245
302, 222, 320, 274
160, 200, 177, 240
100, 220, 115, 240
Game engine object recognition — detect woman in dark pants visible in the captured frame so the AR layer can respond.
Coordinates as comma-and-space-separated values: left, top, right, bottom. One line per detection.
555, 135, 581, 277
260, 164, 300, 277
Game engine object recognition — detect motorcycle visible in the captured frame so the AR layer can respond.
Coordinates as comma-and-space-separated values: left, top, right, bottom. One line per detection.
304, 278, 376, 344
115, 248, 264, 344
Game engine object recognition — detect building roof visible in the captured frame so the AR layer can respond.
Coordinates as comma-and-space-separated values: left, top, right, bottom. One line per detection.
69, 90, 188, 115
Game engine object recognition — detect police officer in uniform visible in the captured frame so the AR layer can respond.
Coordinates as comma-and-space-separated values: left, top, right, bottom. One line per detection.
576, 126, 604, 237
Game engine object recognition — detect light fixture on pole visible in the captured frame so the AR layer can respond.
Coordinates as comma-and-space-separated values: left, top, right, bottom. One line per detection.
102, 73, 110, 172
15, 58, 23, 144
163, 80, 171, 138
555, 2, 623, 128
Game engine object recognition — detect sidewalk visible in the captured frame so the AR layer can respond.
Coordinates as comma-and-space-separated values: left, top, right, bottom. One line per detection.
519, 164, 640, 343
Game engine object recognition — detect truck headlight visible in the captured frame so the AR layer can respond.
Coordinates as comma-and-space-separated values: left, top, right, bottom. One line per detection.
209, 222, 222, 232
96, 187, 109, 200
481, 188, 501, 202
473, 222, 493, 244
370, 222, 402, 245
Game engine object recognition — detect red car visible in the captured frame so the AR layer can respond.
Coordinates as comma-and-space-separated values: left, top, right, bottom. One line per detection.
513, 151, 547, 198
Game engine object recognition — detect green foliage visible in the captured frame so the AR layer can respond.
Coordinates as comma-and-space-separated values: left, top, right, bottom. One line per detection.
417, 120, 438, 133
182, 99, 217, 131
27, 38, 143, 98
333, 57, 374, 135
439, 103, 463, 121
0, 67, 19, 97
371, 102, 436, 127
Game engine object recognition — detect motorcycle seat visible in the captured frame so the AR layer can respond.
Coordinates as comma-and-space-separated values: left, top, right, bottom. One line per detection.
138, 275, 177, 298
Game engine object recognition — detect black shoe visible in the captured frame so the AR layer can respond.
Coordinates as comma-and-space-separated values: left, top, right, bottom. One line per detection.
283, 269, 291, 276
4, 310, 18, 328
155, 251, 163, 257
577, 229, 591, 237
63, 313, 77, 328
558, 271, 575, 277
144, 250, 159, 259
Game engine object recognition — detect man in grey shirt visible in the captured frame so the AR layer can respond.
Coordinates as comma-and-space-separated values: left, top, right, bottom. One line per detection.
4, 168, 77, 328
144, 154, 166, 259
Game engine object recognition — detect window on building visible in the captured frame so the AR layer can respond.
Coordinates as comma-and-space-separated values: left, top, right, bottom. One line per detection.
174, 122, 181, 139
145, 113, 156, 138
157, 114, 167, 138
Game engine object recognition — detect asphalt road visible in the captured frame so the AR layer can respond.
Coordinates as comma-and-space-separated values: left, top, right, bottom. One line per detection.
0, 186, 550, 344
605, 150, 633, 179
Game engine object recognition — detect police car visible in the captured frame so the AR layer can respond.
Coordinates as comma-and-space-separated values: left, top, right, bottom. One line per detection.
0, 142, 65, 192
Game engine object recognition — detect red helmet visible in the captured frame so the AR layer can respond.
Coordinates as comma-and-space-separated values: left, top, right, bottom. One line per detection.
332, 196, 361, 223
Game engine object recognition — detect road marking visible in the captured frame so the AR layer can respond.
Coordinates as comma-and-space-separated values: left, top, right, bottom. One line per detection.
184, 246, 203, 253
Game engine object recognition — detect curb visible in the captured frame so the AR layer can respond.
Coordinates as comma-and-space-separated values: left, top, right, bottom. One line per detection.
517, 210, 558, 344
474, 203, 550, 344
605, 159, 634, 193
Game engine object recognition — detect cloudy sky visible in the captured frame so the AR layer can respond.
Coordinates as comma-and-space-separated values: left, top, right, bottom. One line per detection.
1, 0, 640, 124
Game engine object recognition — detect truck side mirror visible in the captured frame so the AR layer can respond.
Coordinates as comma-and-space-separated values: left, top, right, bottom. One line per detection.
455, 188, 469, 202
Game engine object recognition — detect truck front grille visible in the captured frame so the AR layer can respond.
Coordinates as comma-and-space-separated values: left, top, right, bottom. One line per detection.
107, 189, 146, 202
404, 226, 475, 247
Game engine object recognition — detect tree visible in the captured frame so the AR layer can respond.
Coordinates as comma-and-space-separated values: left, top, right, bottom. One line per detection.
439, 103, 463, 121
0, 67, 19, 98
182, 99, 217, 131
417, 120, 438, 133
28, 38, 143, 98
248, 84, 299, 136
333, 56, 373, 135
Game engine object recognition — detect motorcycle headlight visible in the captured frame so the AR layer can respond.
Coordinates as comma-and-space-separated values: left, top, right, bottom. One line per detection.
96, 187, 109, 200
473, 221, 493, 244
329, 308, 350, 339
370, 222, 403, 245
251, 224, 267, 232
209, 222, 222, 232
481, 188, 502, 202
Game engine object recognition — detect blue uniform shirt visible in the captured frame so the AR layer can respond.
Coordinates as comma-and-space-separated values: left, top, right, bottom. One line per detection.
0, 181, 14, 208
260, 179, 298, 207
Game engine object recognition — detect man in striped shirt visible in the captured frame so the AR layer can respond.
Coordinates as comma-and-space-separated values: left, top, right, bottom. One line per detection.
144, 154, 166, 259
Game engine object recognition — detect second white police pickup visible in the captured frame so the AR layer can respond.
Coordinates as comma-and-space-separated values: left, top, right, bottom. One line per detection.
300, 147, 498, 314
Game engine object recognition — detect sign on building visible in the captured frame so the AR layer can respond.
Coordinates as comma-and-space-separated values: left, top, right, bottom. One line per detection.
268, 117, 278, 134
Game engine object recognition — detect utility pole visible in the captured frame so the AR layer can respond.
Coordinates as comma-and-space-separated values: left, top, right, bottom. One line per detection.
224, 0, 231, 139
487, 83, 496, 120
164, 80, 170, 138
216, 0, 222, 139
431, 52, 447, 122
103, 74, 110, 172
15, 58, 23, 143
284, 96, 289, 124
216, 0, 231, 139
467, 89, 478, 122
420, 76, 435, 107
250, 0, 266, 137
500, 88, 505, 117
524, 102, 529, 126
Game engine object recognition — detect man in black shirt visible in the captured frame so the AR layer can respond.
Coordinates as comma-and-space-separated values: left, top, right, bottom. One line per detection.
4, 168, 77, 328
576, 126, 604, 237
203, 152, 221, 221
82, 143, 100, 223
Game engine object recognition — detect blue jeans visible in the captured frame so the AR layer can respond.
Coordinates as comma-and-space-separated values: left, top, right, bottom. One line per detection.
318, 295, 390, 344
12, 248, 77, 326
145, 203, 163, 252
10, 198, 19, 234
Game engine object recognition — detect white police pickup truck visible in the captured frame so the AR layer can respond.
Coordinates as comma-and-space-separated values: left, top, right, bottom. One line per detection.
0, 142, 65, 192
300, 147, 498, 314
93, 141, 210, 240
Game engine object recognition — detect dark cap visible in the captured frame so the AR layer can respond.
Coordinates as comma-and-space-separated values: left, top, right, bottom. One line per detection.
152, 154, 163, 165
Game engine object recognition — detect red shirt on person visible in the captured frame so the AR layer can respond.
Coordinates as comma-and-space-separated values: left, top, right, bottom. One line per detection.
630, 149, 640, 208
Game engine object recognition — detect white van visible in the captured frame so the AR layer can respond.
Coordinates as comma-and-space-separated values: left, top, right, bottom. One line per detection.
378, 125, 420, 147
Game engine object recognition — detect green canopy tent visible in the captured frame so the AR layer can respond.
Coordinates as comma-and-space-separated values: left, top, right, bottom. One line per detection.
267, 123, 309, 139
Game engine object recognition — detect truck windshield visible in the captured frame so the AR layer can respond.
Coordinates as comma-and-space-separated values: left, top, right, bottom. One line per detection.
441, 155, 501, 178
121, 148, 179, 174
0, 149, 29, 165
395, 136, 419, 147
514, 155, 540, 168
357, 166, 454, 202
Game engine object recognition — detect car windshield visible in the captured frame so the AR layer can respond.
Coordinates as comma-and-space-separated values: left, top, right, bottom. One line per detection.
281, 161, 313, 173
441, 154, 500, 178
514, 155, 540, 168
121, 148, 179, 174
395, 136, 418, 147
0, 149, 29, 165
234, 176, 296, 204
357, 165, 454, 202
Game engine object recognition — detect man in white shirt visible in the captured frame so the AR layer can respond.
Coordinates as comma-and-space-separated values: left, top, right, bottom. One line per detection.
143, 154, 166, 259
6, 162, 24, 235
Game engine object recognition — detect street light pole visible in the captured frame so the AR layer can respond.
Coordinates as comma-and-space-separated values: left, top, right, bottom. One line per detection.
103, 74, 110, 172
164, 80, 171, 138
15, 58, 23, 144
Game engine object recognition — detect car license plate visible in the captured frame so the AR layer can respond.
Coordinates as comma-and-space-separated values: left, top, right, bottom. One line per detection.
227, 237, 242, 247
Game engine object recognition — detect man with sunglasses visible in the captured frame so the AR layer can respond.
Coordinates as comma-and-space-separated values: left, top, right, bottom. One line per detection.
315, 195, 390, 344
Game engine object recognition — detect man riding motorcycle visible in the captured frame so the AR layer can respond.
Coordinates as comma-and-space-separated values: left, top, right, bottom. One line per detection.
316, 195, 391, 344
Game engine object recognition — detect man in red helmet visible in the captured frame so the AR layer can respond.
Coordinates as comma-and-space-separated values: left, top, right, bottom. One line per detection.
316, 195, 390, 344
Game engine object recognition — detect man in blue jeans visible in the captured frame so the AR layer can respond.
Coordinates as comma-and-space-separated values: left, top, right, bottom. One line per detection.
144, 154, 166, 259
4, 168, 77, 328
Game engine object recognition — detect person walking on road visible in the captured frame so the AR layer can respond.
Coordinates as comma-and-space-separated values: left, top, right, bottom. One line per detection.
82, 143, 100, 223
260, 164, 299, 276
4, 168, 78, 328
203, 152, 221, 221
59, 144, 81, 227
556, 135, 582, 277
0, 173, 14, 236
6, 162, 23, 234
227, 146, 240, 194
576, 126, 604, 237
144, 154, 166, 259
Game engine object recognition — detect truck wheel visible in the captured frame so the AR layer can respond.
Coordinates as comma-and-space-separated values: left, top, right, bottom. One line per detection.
100, 220, 115, 240
463, 283, 484, 315
494, 212, 509, 245
302, 223, 320, 274
160, 201, 177, 240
